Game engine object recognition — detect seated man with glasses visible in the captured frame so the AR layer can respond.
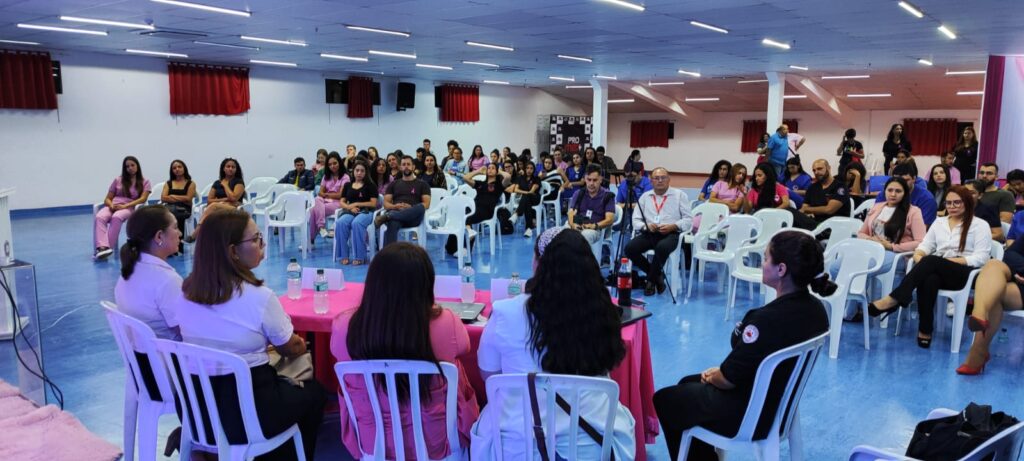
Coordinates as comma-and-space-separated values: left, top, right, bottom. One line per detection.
624, 168, 693, 296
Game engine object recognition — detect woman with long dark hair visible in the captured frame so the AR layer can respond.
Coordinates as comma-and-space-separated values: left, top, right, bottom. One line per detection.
952, 126, 979, 181
173, 210, 326, 461
928, 164, 953, 216
853, 177, 926, 298
371, 158, 393, 195
334, 160, 378, 265
474, 228, 636, 460
331, 242, 479, 459
469, 144, 488, 170
510, 161, 541, 238
310, 152, 348, 242
208, 157, 245, 207
882, 123, 912, 174
94, 155, 152, 260
418, 152, 447, 189
755, 132, 771, 164
709, 163, 747, 213
744, 162, 790, 212
114, 205, 182, 340
699, 160, 732, 201
869, 185, 992, 348
654, 230, 832, 461
161, 159, 195, 254
624, 149, 645, 177
845, 161, 868, 203
781, 157, 811, 208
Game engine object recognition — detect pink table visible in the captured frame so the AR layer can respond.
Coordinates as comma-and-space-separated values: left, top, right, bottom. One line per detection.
280, 283, 659, 459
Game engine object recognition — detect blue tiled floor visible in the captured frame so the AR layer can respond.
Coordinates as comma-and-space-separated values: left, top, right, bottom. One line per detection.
4, 209, 1024, 460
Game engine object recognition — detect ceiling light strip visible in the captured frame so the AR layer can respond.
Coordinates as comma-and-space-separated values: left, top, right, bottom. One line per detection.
596, 0, 645, 12
945, 70, 985, 76
737, 79, 768, 84
557, 54, 592, 63
566, 85, 592, 89
648, 81, 685, 86
957, 90, 983, 96
60, 16, 154, 30
762, 38, 791, 50
689, 21, 728, 34
240, 35, 306, 46
320, 53, 368, 62
17, 23, 108, 36
250, 59, 297, 67
466, 41, 514, 51
369, 49, 417, 59
126, 48, 187, 58
898, 1, 924, 18
937, 25, 957, 39
788, 65, 808, 71
484, 80, 510, 85
821, 75, 870, 80
677, 69, 701, 77
462, 61, 499, 67
549, 76, 575, 82
345, 25, 409, 37
151, 0, 251, 17
416, 63, 453, 70
685, 97, 719, 102
608, 98, 635, 103
918, 58, 934, 66
0, 39, 41, 45
846, 93, 892, 98
193, 40, 258, 50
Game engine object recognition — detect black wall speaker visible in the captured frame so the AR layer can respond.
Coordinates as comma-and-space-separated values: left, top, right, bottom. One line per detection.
396, 82, 415, 110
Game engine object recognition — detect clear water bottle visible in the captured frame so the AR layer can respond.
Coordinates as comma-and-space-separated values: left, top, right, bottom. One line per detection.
998, 328, 1009, 344
461, 261, 476, 303
286, 258, 302, 300
313, 269, 329, 314
507, 273, 522, 297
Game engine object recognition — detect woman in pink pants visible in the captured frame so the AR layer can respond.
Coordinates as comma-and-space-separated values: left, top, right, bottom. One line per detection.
94, 156, 151, 260
311, 152, 349, 242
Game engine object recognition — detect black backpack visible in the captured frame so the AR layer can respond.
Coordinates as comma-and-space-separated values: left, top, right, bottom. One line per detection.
906, 403, 1019, 460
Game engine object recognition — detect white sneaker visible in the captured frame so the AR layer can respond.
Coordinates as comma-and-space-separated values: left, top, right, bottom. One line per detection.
524, 228, 533, 238
319, 228, 328, 239
95, 247, 113, 260
946, 300, 955, 317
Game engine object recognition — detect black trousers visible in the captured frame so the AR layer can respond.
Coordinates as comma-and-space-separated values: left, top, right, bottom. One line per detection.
654, 374, 747, 461
515, 194, 539, 229
624, 231, 680, 282
167, 203, 191, 252
890, 255, 975, 335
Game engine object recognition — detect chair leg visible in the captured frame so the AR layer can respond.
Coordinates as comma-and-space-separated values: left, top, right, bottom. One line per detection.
136, 402, 161, 461
122, 388, 138, 461
951, 294, 966, 353
291, 430, 307, 461
828, 300, 844, 359
861, 301, 871, 350
687, 257, 696, 299
678, 432, 694, 461
788, 413, 804, 461
727, 277, 738, 320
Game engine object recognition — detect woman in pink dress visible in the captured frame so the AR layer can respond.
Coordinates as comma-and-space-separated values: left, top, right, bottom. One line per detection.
310, 152, 349, 242
330, 242, 479, 460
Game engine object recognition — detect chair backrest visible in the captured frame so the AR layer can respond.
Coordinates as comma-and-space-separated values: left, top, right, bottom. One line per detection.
300, 267, 345, 290
991, 240, 1005, 261
334, 360, 460, 461
815, 216, 862, 253
430, 188, 449, 211
153, 339, 266, 450
734, 332, 828, 443
752, 209, 793, 245
825, 239, 885, 289
440, 195, 474, 230
490, 278, 512, 301
198, 182, 214, 202
960, 417, 1024, 461
273, 191, 311, 222
538, 181, 555, 201
444, 174, 459, 193
148, 181, 166, 204
720, 215, 762, 251
867, 175, 889, 193
456, 184, 477, 199
435, 275, 461, 299
258, 184, 298, 205
851, 199, 875, 221
101, 301, 175, 405
246, 177, 278, 199
484, 373, 620, 461
691, 202, 729, 235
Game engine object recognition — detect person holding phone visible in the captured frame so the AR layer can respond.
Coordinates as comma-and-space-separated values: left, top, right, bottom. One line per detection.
836, 128, 865, 179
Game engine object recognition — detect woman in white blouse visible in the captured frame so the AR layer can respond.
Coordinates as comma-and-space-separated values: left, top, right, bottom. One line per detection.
114, 205, 183, 340
472, 227, 636, 460
869, 185, 992, 348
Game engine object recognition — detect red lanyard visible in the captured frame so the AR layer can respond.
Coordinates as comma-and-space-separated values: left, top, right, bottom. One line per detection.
652, 194, 668, 215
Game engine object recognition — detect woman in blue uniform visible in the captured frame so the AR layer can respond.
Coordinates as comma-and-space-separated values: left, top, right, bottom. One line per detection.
653, 230, 834, 461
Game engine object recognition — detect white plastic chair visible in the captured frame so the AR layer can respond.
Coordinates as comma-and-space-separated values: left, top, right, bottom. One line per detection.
263, 191, 313, 259
874, 251, 916, 330
591, 205, 623, 266
102, 301, 177, 461
252, 184, 298, 226
334, 360, 463, 461
188, 182, 214, 235
476, 195, 507, 256
679, 333, 828, 461
938, 242, 1003, 353
687, 215, 761, 300
434, 275, 462, 299
153, 339, 306, 461
539, 177, 564, 230
816, 239, 885, 359
300, 267, 345, 290
425, 188, 450, 227
752, 208, 794, 240
425, 195, 475, 266
647, 199, 724, 299
246, 177, 278, 201
812, 216, 862, 254
147, 182, 166, 205
483, 373, 620, 461
848, 407, 1024, 461
726, 225, 794, 320
532, 182, 556, 234
851, 199, 875, 221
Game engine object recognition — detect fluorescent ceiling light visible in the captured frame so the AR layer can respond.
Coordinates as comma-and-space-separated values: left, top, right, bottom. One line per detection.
689, 20, 728, 34
249, 59, 296, 67
762, 38, 791, 50
369, 49, 417, 59
466, 41, 514, 51
685, 97, 719, 102
193, 40, 258, 50
608, 98, 635, 103
918, 58, 934, 66
17, 23, 108, 36
558, 54, 592, 63
126, 48, 187, 58
484, 80, 510, 85
593, 75, 617, 80
937, 25, 957, 39
846, 93, 891, 98
320, 53, 368, 62
648, 81, 685, 86
957, 90, 984, 96
462, 60, 499, 67
566, 85, 592, 89
151, 0, 250, 17
345, 25, 409, 37
737, 79, 768, 84
416, 63, 452, 70
60, 16, 154, 30
898, 1, 924, 18
240, 35, 306, 46
821, 74, 870, 80
945, 70, 986, 76
677, 69, 701, 77
789, 65, 809, 71
347, 69, 383, 75
549, 76, 575, 82
596, 0, 645, 12
783, 94, 807, 99
0, 39, 40, 45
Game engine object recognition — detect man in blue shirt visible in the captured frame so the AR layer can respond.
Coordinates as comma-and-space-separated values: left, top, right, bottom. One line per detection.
278, 156, 315, 191
876, 163, 937, 226
615, 165, 653, 231
765, 124, 792, 180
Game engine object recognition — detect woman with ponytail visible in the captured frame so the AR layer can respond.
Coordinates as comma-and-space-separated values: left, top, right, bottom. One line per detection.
113, 205, 182, 340
654, 230, 831, 461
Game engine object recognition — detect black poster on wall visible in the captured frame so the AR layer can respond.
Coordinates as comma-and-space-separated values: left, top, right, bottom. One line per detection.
549, 115, 592, 154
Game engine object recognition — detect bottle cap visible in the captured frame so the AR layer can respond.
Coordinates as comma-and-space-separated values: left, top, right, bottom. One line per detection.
317, 269, 324, 274
290, 258, 298, 262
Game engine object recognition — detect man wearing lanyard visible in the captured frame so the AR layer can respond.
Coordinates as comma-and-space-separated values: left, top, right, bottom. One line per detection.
624, 167, 694, 296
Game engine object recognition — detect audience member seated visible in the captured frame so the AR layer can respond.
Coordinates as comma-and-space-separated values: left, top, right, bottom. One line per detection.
882, 122, 912, 174
509, 162, 541, 238
335, 161, 378, 265
371, 158, 393, 195
375, 156, 431, 246
653, 230, 832, 461
976, 162, 1015, 223
875, 163, 937, 226
468, 144, 488, 170
473, 228, 636, 460
552, 146, 569, 171
536, 155, 568, 189
386, 152, 402, 180
596, 146, 617, 187
310, 152, 347, 243
963, 181, 1005, 243
444, 146, 468, 183
791, 159, 849, 230
709, 163, 748, 214
446, 165, 512, 254
560, 152, 586, 207
958, 238, 1024, 374
1005, 169, 1024, 208
887, 150, 917, 178
1009, 210, 1024, 246
869, 185, 992, 349
699, 161, 732, 201
94, 156, 152, 260
440, 140, 458, 169
845, 162, 868, 204
161, 159, 196, 255
624, 149, 645, 177
173, 210, 326, 461
365, 146, 379, 163
311, 149, 328, 186
208, 157, 246, 208
343, 144, 358, 170
418, 152, 448, 190
929, 164, 953, 217
330, 242, 479, 459
625, 167, 694, 296
583, 146, 599, 168
744, 162, 791, 213
930, 151, 962, 186
781, 157, 812, 206
278, 156, 315, 191
114, 205, 182, 340
488, 149, 501, 167
616, 164, 653, 231
568, 164, 616, 245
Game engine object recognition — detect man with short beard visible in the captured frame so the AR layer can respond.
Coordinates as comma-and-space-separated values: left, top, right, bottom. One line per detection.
376, 156, 431, 246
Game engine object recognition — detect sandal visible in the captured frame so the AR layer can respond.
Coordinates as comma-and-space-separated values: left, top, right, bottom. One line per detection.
917, 335, 932, 349
352, 259, 363, 266
340, 259, 350, 265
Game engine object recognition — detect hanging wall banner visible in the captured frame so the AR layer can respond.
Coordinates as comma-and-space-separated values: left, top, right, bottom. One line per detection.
549, 115, 592, 154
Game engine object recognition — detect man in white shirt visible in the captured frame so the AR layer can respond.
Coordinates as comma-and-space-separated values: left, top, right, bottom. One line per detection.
624, 167, 693, 296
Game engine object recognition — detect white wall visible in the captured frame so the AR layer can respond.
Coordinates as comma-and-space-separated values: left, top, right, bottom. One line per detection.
606, 108, 981, 178
0, 50, 586, 210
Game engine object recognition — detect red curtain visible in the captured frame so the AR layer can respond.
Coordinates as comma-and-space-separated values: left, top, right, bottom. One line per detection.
0, 50, 57, 110
740, 119, 798, 152
903, 118, 958, 156
347, 76, 373, 118
630, 120, 670, 148
979, 55, 1005, 166
440, 84, 480, 122
168, 62, 249, 115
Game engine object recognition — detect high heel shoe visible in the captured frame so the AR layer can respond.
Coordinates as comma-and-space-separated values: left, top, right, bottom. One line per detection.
956, 353, 991, 375
917, 335, 932, 349
967, 316, 990, 334
868, 302, 898, 320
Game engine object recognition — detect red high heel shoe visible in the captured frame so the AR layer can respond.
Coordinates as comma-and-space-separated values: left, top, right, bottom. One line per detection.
956, 353, 991, 376
967, 316, 990, 334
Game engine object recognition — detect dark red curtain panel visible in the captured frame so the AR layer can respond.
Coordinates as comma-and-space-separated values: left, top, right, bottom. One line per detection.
347, 76, 373, 118
630, 120, 670, 148
978, 55, 1005, 166
740, 119, 798, 152
168, 62, 249, 115
0, 50, 57, 110
440, 84, 480, 122
903, 118, 958, 156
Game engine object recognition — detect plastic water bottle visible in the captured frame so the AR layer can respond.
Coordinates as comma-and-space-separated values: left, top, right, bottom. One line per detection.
461, 261, 476, 303
313, 269, 329, 315
617, 258, 633, 308
286, 258, 302, 300
507, 273, 522, 297
998, 328, 1009, 344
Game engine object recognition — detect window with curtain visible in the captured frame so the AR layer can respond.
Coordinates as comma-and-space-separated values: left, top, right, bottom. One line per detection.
629, 120, 671, 148
740, 119, 799, 153
0, 50, 58, 110
346, 76, 373, 118
439, 84, 480, 122
902, 118, 958, 156
168, 62, 250, 115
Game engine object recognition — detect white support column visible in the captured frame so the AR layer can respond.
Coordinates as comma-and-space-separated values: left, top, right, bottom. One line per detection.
590, 78, 609, 148
766, 72, 785, 131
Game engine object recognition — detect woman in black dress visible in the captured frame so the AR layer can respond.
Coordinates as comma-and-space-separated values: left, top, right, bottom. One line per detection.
952, 126, 979, 181
161, 159, 196, 254
882, 123, 912, 174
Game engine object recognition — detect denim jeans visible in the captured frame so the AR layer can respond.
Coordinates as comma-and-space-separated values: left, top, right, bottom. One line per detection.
335, 212, 373, 260
382, 204, 425, 246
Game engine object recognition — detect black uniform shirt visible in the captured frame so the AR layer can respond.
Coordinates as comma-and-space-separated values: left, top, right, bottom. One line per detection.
805, 177, 850, 222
